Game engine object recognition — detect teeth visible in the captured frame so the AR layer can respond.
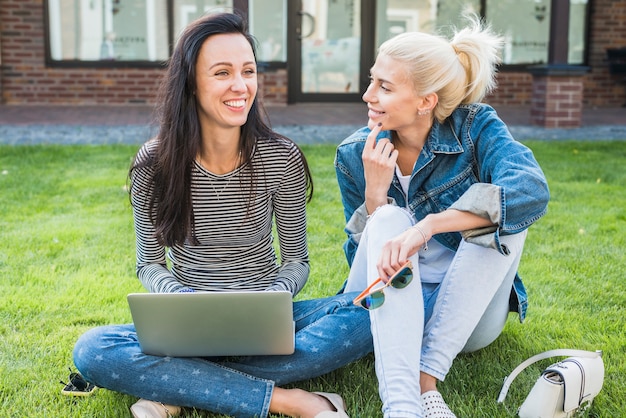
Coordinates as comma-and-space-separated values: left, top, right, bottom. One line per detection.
225, 100, 245, 107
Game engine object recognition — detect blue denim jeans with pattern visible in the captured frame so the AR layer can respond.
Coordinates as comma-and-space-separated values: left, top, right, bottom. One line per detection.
73, 291, 372, 417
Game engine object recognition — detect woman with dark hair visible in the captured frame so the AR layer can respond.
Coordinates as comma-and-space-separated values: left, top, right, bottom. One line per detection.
72, 12, 371, 418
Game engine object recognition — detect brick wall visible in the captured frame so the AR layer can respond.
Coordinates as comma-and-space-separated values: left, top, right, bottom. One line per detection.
530, 73, 586, 127
584, 0, 626, 107
487, 72, 534, 106
258, 69, 287, 106
1, 0, 625, 106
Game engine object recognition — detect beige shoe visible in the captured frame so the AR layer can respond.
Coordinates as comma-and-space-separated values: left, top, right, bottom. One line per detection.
130, 399, 181, 418
313, 392, 350, 418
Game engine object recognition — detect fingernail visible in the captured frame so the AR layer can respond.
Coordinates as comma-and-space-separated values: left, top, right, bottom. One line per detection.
377, 122, 382, 127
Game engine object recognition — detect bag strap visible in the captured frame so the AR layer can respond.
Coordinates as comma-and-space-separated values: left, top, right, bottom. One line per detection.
497, 349, 602, 404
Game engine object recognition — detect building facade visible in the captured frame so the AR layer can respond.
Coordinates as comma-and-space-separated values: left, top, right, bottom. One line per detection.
1, 1, 625, 126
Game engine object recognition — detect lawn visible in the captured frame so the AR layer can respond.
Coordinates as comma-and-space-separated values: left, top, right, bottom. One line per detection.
0, 141, 624, 417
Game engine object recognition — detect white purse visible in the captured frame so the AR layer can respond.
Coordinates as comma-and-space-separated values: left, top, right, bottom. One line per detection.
497, 349, 604, 418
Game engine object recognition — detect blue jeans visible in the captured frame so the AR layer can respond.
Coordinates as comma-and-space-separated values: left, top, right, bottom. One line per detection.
73, 292, 372, 417
344, 205, 527, 418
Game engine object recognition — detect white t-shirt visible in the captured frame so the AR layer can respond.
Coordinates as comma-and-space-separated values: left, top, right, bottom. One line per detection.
395, 166, 454, 284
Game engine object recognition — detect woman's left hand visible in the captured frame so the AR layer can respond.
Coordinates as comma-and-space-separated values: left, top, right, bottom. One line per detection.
377, 224, 429, 280
376, 209, 497, 280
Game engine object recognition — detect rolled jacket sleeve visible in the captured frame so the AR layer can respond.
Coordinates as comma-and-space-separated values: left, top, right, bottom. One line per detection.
459, 106, 550, 254
344, 203, 368, 245
449, 182, 502, 251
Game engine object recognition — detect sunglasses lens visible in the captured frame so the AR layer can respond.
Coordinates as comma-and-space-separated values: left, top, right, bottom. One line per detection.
360, 290, 385, 310
390, 267, 413, 289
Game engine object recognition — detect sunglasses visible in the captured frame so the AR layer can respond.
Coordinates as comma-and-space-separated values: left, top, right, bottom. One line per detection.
352, 261, 413, 310
59, 368, 97, 396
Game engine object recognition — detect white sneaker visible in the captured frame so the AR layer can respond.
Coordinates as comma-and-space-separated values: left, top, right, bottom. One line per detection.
421, 391, 457, 418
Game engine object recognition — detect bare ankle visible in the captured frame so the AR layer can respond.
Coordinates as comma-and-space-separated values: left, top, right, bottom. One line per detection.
420, 371, 438, 394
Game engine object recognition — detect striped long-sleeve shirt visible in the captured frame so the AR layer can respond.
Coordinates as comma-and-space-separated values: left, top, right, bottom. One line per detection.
130, 136, 310, 296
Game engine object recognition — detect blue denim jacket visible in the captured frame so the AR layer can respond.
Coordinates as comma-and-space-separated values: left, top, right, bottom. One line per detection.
334, 103, 550, 322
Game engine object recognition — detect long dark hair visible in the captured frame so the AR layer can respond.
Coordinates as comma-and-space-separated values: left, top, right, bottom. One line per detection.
130, 12, 313, 246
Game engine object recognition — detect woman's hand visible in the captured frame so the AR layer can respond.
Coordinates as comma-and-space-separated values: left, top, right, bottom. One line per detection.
376, 210, 496, 280
377, 222, 431, 280
362, 123, 397, 215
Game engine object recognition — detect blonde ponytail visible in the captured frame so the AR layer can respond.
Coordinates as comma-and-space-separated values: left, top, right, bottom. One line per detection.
450, 15, 503, 104
377, 14, 503, 123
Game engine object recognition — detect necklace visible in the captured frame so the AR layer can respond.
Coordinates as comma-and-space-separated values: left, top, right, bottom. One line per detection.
210, 173, 236, 202
210, 173, 234, 201
199, 150, 241, 201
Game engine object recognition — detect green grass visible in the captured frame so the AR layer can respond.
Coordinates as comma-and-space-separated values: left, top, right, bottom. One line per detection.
0, 141, 624, 417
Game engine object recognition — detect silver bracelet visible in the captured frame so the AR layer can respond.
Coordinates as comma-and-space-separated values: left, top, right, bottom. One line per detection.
412, 224, 429, 251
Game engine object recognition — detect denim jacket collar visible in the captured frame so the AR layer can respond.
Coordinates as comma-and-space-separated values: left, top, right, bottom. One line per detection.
427, 120, 464, 155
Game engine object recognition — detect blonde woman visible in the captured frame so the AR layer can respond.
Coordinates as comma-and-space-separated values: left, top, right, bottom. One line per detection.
335, 17, 549, 417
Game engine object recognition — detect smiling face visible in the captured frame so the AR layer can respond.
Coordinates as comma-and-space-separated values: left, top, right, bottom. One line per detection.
362, 53, 424, 135
194, 33, 257, 134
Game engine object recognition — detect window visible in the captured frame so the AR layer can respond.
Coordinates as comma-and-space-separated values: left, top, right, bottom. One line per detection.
46, 0, 588, 68
568, 0, 588, 64
487, 0, 551, 65
487, 0, 587, 65
249, 0, 287, 62
375, 0, 588, 66
47, 0, 169, 64
46, 0, 233, 66
173, 0, 234, 40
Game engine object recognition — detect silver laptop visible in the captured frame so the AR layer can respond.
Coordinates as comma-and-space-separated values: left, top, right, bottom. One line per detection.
127, 291, 295, 357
